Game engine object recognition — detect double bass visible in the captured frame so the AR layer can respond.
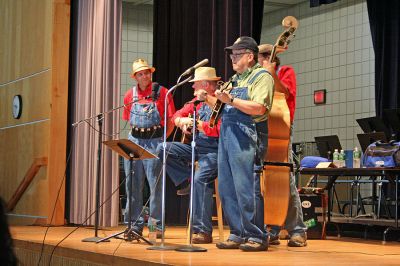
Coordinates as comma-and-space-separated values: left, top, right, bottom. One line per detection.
262, 16, 298, 226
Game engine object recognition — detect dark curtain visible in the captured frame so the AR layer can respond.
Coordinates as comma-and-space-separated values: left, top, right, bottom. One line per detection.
367, 0, 400, 117
310, 0, 337, 7
153, 0, 264, 224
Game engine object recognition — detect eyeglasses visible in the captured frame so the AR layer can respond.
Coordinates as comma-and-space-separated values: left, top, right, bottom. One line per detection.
229, 52, 249, 62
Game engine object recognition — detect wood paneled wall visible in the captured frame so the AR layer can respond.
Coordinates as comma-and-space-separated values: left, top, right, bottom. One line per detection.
0, 0, 70, 225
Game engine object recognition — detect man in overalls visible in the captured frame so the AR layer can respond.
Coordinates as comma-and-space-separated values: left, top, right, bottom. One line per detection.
200, 37, 274, 251
157, 67, 221, 244
122, 59, 176, 237
258, 44, 307, 247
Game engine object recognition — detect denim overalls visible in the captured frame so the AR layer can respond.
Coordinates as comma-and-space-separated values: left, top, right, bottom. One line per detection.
218, 84, 268, 245
158, 103, 218, 235
124, 86, 163, 232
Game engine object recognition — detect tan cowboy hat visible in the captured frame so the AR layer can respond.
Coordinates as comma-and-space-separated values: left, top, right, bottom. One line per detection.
189, 67, 221, 82
131, 58, 155, 76
258, 44, 273, 54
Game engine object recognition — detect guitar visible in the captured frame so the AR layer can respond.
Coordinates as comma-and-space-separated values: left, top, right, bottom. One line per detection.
262, 16, 298, 226
208, 80, 232, 128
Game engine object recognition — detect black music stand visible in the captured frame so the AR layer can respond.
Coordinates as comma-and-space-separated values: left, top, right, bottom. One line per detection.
357, 132, 387, 153
96, 139, 157, 244
314, 135, 342, 159
356, 116, 391, 139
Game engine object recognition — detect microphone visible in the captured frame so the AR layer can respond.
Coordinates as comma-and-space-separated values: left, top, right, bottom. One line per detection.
181, 59, 209, 76
151, 82, 159, 100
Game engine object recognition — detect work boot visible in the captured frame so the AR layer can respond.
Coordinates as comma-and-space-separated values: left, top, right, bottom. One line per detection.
239, 240, 268, 252
288, 233, 307, 247
192, 232, 213, 244
216, 239, 241, 249
269, 234, 281, 245
177, 183, 190, 196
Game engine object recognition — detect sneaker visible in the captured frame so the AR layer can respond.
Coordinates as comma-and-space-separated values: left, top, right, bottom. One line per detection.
177, 183, 190, 196
269, 234, 281, 245
288, 233, 307, 247
239, 240, 268, 252
216, 239, 241, 249
192, 232, 212, 244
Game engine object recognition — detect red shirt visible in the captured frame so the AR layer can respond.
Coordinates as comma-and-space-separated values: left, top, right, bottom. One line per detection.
277, 65, 297, 124
172, 98, 220, 137
122, 83, 176, 127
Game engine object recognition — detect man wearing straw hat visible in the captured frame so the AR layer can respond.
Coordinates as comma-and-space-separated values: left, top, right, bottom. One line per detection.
258, 44, 307, 247
157, 67, 221, 244
122, 58, 176, 238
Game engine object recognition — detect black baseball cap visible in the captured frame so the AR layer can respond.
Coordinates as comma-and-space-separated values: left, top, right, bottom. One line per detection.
225, 36, 259, 53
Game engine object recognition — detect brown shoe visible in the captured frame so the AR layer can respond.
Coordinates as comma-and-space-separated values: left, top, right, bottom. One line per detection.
269, 234, 281, 245
192, 232, 212, 244
216, 239, 241, 249
239, 240, 268, 252
177, 183, 190, 196
288, 233, 307, 247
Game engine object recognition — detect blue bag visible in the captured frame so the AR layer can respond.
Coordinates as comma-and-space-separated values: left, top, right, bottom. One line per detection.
300, 156, 329, 168
362, 141, 400, 167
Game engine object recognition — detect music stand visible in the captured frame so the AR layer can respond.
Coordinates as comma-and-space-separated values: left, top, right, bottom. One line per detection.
356, 116, 391, 139
314, 135, 342, 159
96, 139, 157, 244
357, 132, 387, 153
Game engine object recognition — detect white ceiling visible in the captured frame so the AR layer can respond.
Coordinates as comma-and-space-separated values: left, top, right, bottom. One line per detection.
123, 0, 306, 13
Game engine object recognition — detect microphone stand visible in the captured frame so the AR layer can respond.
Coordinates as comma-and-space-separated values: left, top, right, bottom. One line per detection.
74, 98, 145, 243
81, 113, 107, 242
175, 101, 207, 252
147, 74, 193, 250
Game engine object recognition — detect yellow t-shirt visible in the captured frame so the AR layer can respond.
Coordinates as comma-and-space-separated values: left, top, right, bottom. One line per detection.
233, 63, 274, 122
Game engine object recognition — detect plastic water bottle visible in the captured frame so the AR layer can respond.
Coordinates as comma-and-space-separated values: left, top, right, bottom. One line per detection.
353, 147, 361, 168
333, 149, 340, 167
339, 149, 346, 168
148, 220, 157, 244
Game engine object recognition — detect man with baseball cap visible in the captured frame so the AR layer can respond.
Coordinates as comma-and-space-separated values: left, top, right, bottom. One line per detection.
158, 66, 221, 244
122, 58, 176, 238
258, 44, 307, 247
199, 36, 274, 251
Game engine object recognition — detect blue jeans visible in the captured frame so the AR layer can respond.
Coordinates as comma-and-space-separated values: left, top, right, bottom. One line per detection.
270, 125, 307, 237
157, 135, 218, 234
218, 86, 267, 245
124, 135, 162, 232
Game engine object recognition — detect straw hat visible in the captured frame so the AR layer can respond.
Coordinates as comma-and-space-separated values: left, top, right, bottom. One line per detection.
258, 44, 273, 54
189, 67, 221, 82
131, 59, 155, 76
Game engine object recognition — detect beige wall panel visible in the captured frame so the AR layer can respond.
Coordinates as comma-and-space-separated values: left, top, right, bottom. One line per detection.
0, 0, 52, 84
0, 71, 51, 128
0, 122, 49, 216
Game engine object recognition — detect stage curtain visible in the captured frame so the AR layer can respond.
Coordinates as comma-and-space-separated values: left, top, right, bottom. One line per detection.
68, 0, 121, 226
153, 0, 264, 224
367, 0, 400, 117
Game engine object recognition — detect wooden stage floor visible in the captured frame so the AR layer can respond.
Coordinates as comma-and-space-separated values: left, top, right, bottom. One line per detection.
11, 225, 400, 265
